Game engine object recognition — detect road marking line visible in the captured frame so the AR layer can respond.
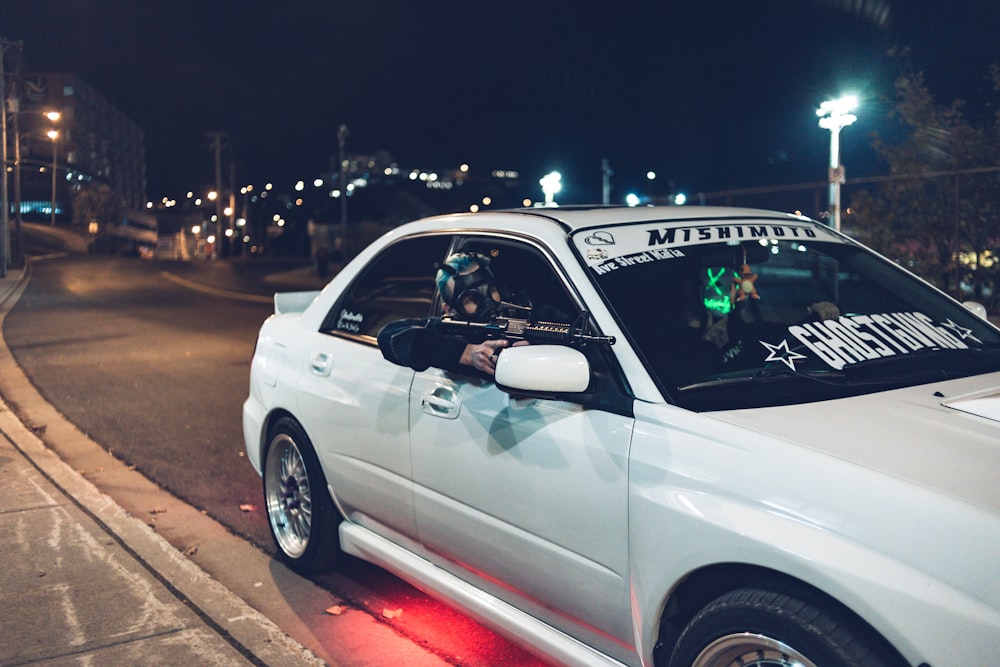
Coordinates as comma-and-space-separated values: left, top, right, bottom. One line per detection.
159, 272, 273, 303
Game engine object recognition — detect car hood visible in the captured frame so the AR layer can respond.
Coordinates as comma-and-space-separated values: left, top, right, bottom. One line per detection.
708, 372, 1000, 514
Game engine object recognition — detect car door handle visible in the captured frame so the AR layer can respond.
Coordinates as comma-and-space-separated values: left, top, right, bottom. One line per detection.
310, 352, 333, 376
421, 385, 461, 419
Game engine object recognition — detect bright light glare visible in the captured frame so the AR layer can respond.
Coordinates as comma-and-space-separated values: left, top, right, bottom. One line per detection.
625, 193, 640, 207
817, 95, 858, 130
540, 172, 562, 195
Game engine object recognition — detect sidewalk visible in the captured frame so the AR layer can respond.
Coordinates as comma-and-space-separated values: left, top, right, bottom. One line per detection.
0, 267, 323, 667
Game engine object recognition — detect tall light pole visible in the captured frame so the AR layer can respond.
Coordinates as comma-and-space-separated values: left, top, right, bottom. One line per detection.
46, 128, 59, 226
45, 111, 61, 228
817, 95, 857, 232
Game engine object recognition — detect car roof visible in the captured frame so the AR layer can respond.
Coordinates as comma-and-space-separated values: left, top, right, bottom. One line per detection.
459, 205, 814, 234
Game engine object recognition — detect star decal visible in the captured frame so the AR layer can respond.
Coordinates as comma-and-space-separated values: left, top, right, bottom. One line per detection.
759, 339, 808, 371
940, 318, 982, 345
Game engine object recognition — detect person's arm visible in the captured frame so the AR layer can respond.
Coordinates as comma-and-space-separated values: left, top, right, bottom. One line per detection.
378, 318, 507, 374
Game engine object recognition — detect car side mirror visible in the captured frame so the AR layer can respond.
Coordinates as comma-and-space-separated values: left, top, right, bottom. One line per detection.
494, 345, 590, 393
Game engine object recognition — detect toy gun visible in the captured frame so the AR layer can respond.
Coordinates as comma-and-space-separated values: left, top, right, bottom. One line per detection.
438, 309, 615, 347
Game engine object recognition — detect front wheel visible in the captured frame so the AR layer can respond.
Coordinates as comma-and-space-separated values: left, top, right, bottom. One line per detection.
667, 585, 902, 667
263, 417, 340, 574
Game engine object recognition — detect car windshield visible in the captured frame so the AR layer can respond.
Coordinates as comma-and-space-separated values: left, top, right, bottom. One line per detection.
573, 218, 1000, 410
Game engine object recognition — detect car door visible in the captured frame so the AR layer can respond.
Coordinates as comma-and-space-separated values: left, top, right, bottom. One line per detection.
408, 238, 636, 659
295, 233, 453, 546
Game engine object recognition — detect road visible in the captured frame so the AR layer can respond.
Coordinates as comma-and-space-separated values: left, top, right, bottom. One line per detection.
3, 245, 547, 667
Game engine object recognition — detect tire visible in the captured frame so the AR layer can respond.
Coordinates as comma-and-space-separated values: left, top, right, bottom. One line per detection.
263, 417, 341, 574
667, 585, 901, 667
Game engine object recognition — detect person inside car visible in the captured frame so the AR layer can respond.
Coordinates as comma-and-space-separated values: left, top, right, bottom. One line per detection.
377, 251, 517, 376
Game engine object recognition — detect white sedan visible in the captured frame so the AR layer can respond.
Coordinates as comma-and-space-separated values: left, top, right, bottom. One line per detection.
243, 206, 1000, 667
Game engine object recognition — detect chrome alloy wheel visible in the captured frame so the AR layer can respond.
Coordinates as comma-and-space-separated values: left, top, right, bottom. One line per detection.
264, 433, 313, 559
691, 633, 819, 667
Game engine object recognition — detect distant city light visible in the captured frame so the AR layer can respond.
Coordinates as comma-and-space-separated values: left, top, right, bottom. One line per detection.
674, 192, 687, 205
646, 171, 656, 180
313, 178, 324, 187
295, 180, 305, 191
625, 193, 640, 207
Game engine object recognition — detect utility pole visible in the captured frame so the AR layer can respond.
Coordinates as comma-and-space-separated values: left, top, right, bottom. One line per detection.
228, 156, 237, 256
601, 158, 613, 205
337, 124, 348, 253
1, 39, 9, 277
206, 131, 227, 258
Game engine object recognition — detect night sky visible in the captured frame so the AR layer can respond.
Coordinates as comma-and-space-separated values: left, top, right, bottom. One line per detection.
0, 0, 996, 204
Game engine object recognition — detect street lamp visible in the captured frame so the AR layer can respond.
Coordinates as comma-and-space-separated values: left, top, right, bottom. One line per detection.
46, 129, 59, 226
44, 111, 62, 227
816, 95, 857, 232
539, 171, 562, 207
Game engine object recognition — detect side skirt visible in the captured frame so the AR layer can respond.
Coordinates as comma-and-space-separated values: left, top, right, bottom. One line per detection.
339, 522, 633, 667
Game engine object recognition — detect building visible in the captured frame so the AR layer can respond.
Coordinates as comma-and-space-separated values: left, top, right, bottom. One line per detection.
14, 72, 147, 223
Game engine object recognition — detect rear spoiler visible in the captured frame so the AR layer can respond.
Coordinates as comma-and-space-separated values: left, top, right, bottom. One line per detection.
274, 290, 321, 315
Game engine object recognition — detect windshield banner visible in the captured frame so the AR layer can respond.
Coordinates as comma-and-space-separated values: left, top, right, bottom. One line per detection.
575, 222, 842, 270
761, 312, 982, 371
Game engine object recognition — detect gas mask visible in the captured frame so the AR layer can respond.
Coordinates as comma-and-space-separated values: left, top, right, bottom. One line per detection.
437, 253, 508, 322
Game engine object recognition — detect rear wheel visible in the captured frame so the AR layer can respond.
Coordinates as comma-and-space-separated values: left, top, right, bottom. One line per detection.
667, 585, 901, 667
263, 417, 340, 574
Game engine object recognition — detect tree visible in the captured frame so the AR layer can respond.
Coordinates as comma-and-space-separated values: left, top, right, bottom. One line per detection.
851, 53, 1000, 310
